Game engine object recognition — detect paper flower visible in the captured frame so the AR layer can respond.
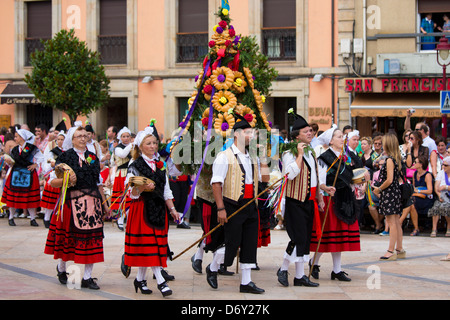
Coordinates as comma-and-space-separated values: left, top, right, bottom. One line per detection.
202, 117, 209, 127
229, 29, 235, 37
156, 160, 165, 170
217, 74, 226, 83
221, 122, 229, 131
203, 84, 213, 95
219, 20, 227, 28
222, 8, 229, 16
216, 26, 224, 34
209, 40, 216, 48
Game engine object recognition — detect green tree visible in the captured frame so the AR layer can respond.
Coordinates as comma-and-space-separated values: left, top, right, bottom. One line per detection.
25, 29, 110, 124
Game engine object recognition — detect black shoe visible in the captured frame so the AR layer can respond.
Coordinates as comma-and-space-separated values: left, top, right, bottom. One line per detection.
293, 275, 319, 287
277, 268, 289, 287
191, 255, 202, 274
162, 268, 175, 281
218, 264, 234, 276
56, 266, 68, 285
44, 220, 51, 228
206, 264, 218, 289
8, 219, 16, 226
239, 281, 265, 294
177, 221, 191, 229
134, 279, 152, 294
331, 271, 351, 282
157, 281, 172, 297
81, 278, 100, 290
252, 263, 260, 271
309, 261, 320, 279
120, 254, 131, 278
30, 219, 39, 227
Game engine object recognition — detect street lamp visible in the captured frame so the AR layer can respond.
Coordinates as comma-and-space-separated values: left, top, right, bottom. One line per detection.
436, 36, 450, 138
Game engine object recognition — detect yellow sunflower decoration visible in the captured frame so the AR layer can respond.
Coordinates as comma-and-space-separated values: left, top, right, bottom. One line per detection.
212, 90, 237, 113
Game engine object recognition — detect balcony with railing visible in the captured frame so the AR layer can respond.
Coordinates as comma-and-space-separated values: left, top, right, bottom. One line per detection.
98, 35, 127, 65
262, 27, 296, 61
25, 37, 50, 66
176, 32, 209, 63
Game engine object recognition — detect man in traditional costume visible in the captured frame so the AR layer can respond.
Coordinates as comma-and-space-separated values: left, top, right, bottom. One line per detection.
209, 114, 269, 294
276, 113, 323, 287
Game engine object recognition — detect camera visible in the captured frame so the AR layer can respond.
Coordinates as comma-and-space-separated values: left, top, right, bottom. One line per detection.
409, 109, 415, 114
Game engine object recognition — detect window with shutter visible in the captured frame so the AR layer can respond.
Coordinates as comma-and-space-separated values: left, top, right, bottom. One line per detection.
98, 0, 127, 65
177, 0, 209, 63
262, 0, 296, 61
25, 1, 52, 66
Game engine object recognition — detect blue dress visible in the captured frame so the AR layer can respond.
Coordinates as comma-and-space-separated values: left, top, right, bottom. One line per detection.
421, 18, 435, 50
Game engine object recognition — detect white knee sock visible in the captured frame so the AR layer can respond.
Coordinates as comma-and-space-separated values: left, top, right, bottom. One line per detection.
280, 258, 290, 271
136, 267, 148, 282
295, 261, 305, 279
28, 208, 37, 220
210, 247, 225, 272
58, 259, 66, 272
44, 208, 52, 221
83, 264, 94, 280
9, 207, 16, 220
331, 252, 342, 273
151, 266, 165, 284
194, 240, 205, 261
312, 252, 323, 266
240, 267, 252, 285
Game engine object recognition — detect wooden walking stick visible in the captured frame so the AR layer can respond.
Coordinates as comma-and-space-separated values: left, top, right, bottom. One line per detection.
171, 175, 286, 261
308, 142, 346, 280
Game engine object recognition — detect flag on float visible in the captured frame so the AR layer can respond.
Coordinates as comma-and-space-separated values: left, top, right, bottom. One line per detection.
222, 0, 230, 11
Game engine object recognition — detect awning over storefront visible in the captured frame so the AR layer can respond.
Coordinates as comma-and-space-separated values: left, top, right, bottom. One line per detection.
0, 84, 40, 105
350, 93, 441, 118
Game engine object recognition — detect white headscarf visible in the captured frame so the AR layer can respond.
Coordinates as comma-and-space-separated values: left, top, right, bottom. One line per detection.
346, 130, 360, 140
16, 128, 35, 145
118, 126, 132, 143
443, 156, 450, 165
317, 124, 337, 146
62, 121, 83, 151
134, 126, 155, 148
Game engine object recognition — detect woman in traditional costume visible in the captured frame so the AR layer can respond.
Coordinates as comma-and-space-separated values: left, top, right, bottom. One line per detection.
2, 128, 43, 227
40, 131, 65, 228
44, 124, 105, 290
110, 126, 133, 230
309, 128, 361, 282
124, 124, 179, 297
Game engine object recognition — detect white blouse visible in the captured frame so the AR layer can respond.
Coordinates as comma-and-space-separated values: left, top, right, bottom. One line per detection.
126, 154, 174, 201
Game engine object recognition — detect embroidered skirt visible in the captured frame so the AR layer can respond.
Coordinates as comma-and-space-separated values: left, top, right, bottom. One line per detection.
40, 180, 61, 210
1, 169, 40, 209
44, 198, 104, 264
124, 198, 169, 268
310, 196, 361, 253
110, 171, 130, 211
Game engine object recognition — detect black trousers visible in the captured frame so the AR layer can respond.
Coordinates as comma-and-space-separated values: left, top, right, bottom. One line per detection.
284, 197, 314, 257
223, 199, 259, 267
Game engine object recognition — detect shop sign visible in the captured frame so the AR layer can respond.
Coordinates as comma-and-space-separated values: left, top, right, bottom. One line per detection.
345, 77, 449, 93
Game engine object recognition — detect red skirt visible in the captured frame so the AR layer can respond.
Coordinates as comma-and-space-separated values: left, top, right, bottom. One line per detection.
110, 172, 130, 211
40, 180, 61, 210
1, 169, 40, 209
124, 198, 169, 268
310, 196, 360, 253
44, 201, 104, 264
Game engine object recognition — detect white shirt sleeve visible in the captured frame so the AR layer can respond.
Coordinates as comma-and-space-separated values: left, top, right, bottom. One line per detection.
210, 152, 228, 185
163, 175, 174, 200
282, 152, 300, 180
114, 144, 133, 158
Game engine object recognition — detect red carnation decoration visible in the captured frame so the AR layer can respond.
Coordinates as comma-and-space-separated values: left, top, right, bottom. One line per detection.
203, 84, 213, 94
208, 40, 216, 48
229, 29, 236, 37
225, 40, 232, 47
156, 161, 164, 169
202, 118, 209, 127
244, 114, 254, 123
219, 20, 227, 28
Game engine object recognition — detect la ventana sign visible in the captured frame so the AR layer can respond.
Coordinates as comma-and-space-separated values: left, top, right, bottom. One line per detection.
345, 78, 450, 93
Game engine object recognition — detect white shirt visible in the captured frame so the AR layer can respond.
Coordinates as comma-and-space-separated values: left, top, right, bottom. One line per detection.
422, 136, 437, 156
86, 140, 102, 158
114, 143, 133, 158
282, 149, 318, 188
318, 147, 341, 187
210, 144, 259, 185
126, 154, 174, 201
